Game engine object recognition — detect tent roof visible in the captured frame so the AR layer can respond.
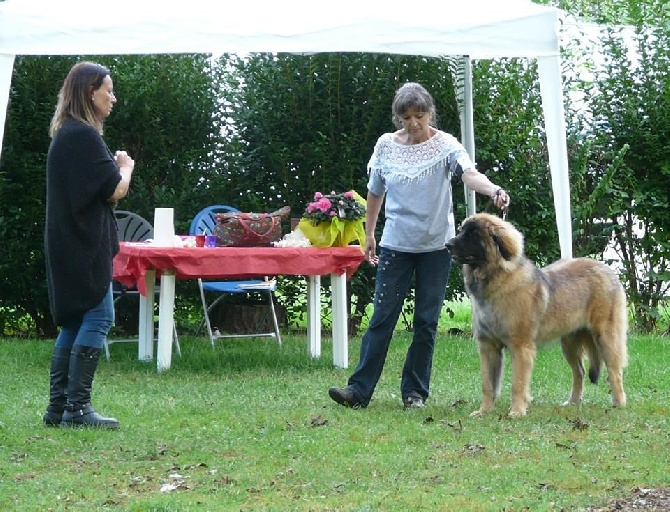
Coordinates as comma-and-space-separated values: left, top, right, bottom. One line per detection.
0, 0, 561, 59
0, 0, 573, 259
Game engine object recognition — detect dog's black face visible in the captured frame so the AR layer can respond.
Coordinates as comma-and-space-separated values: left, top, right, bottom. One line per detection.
446, 220, 488, 266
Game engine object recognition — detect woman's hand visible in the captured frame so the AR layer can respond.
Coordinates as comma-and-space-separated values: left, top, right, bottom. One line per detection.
491, 188, 510, 209
461, 169, 510, 210
115, 150, 135, 172
364, 236, 379, 265
109, 150, 135, 202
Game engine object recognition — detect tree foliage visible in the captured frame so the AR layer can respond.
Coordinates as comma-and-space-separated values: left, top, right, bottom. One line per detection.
2, 1, 668, 335
0, 55, 227, 336
220, 53, 461, 212
556, 0, 670, 331
470, 58, 562, 265
219, 53, 463, 332
0, 57, 70, 336
588, 23, 669, 331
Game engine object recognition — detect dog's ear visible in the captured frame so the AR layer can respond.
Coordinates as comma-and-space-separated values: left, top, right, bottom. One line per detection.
492, 232, 514, 260
487, 218, 523, 262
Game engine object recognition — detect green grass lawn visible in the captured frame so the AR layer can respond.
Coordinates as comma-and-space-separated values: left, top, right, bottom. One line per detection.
1, 317, 668, 511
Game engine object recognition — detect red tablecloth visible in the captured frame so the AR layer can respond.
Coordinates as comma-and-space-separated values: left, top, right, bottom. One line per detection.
113, 243, 366, 295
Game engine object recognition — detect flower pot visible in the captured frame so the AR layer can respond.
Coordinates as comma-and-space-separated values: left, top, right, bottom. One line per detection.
297, 218, 365, 247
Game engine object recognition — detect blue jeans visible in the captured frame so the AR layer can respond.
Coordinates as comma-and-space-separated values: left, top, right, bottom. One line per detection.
55, 285, 115, 350
347, 247, 452, 406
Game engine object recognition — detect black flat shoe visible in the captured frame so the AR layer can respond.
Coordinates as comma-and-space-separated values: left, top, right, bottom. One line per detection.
328, 387, 365, 408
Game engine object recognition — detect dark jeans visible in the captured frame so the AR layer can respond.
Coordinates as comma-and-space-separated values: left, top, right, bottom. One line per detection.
55, 285, 114, 350
347, 247, 452, 405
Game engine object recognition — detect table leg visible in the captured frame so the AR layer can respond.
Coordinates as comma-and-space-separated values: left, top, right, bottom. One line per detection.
138, 270, 156, 361
156, 269, 176, 372
331, 272, 349, 368
306, 275, 321, 358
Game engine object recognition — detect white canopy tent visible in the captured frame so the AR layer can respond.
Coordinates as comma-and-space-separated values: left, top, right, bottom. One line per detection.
0, 0, 572, 258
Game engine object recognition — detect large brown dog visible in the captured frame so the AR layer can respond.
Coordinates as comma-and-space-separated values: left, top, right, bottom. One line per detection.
445, 213, 628, 417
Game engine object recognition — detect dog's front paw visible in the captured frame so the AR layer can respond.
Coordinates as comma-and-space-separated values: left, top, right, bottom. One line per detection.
507, 408, 527, 418
470, 406, 490, 417
561, 398, 581, 406
611, 391, 626, 407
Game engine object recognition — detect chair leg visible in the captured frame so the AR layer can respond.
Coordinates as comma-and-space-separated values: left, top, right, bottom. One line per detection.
194, 317, 206, 337
267, 291, 282, 346
172, 324, 181, 357
197, 280, 281, 345
198, 278, 216, 348
103, 339, 111, 361
108, 290, 181, 360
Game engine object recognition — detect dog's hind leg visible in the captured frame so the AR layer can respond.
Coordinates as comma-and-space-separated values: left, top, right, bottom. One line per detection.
471, 339, 504, 417
560, 330, 589, 406
595, 332, 627, 407
591, 307, 628, 408
606, 364, 626, 407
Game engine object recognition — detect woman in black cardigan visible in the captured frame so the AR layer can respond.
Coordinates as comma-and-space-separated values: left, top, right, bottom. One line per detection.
43, 62, 135, 429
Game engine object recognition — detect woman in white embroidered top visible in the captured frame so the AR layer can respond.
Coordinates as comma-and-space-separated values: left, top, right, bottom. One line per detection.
329, 82, 510, 409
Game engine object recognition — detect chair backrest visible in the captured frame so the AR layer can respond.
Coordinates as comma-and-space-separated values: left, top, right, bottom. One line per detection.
115, 210, 153, 242
189, 205, 239, 236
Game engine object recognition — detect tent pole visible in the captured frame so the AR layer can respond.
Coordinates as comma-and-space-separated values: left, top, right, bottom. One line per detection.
460, 56, 476, 217
538, 56, 573, 259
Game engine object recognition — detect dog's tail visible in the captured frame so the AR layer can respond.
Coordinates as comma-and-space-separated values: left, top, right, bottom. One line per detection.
587, 340, 603, 384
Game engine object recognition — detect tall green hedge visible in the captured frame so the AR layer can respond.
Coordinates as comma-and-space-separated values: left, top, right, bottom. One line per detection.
0, 55, 228, 336
2, 19, 667, 336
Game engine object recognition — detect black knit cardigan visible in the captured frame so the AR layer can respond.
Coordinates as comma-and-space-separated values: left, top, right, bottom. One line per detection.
45, 118, 122, 326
